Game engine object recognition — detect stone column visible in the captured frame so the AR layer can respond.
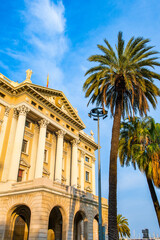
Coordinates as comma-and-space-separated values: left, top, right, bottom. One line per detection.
1, 108, 18, 181
8, 105, 30, 181
28, 124, 39, 180
35, 119, 49, 179
92, 157, 96, 195
55, 130, 66, 182
0, 106, 10, 157
49, 134, 56, 181
71, 139, 79, 187
80, 151, 85, 191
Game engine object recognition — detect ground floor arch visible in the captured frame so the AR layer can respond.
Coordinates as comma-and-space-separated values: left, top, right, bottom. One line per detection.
47, 206, 64, 240
9, 205, 31, 240
93, 214, 99, 240
73, 210, 88, 240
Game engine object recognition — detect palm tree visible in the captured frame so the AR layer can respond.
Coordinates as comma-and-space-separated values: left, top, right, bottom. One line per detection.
119, 117, 160, 227
83, 32, 160, 239
117, 214, 130, 239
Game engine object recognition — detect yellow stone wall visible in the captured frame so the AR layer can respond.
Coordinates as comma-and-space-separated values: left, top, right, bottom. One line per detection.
0, 75, 97, 194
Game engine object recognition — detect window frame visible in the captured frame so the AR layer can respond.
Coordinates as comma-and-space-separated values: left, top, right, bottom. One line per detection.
85, 156, 89, 163
44, 149, 48, 163
25, 119, 31, 129
85, 171, 90, 182
21, 139, 28, 154
17, 169, 24, 182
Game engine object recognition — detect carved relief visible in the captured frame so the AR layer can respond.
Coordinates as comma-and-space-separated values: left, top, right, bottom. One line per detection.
0, 119, 3, 126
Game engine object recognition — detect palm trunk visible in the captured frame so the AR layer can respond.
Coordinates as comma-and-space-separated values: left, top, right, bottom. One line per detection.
108, 97, 122, 240
146, 176, 160, 227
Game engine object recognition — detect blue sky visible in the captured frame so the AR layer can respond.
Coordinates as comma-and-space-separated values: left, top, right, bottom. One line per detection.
0, 0, 160, 237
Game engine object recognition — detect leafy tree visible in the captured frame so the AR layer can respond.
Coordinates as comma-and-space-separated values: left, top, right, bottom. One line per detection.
119, 117, 160, 226
117, 214, 130, 239
83, 32, 160, 239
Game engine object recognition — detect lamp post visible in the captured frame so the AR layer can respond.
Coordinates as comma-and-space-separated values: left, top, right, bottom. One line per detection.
88, 107, 108, 240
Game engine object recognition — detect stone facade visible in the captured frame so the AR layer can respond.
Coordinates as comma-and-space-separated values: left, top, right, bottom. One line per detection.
0, 72, 108, 239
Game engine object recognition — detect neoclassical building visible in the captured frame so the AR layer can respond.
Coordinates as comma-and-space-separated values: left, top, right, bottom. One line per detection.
0, 71, 108, 240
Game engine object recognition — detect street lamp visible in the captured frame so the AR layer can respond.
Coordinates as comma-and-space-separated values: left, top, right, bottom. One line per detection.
88, 107, 108, 240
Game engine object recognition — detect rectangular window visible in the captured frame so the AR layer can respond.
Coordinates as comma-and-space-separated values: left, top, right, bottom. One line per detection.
38, 105, 43, 111
0, 92, 5, 98
85, 171, 89, 182
22, 140, 28, 153
44, 149, 48, 163
17, 169, 23, 182
25, 120, 31, 128
50, 113, 54, 119
31, 101, 36, 106
85, 156, 89, 163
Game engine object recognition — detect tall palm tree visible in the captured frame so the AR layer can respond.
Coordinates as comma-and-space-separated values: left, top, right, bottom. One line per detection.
119, 117, 160, 227
117, 214, 130, 240
83, 32, 160, 239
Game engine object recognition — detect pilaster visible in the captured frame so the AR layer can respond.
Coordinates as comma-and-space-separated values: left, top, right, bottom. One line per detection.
92, 157, 96, 195
1, 108, 18, 181
81, 151, 85, 191
35, 119, 49, 179
0, 106, 10, 157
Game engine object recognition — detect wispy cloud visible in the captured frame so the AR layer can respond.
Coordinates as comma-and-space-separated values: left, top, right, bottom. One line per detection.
2, 0, 68, 86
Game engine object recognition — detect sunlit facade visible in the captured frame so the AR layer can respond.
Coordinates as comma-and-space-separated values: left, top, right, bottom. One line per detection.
0, 72, 108, 240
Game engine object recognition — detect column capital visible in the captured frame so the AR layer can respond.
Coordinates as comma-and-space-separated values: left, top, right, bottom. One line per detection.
13, 108, 18, 119
4, 106, 10, 117
92, 157, 96, 163
17, 105, 30, 116
71, 139, 79, 147
81, 150, 85, 158
38, 119, 49, 128
56, 129, 66, 138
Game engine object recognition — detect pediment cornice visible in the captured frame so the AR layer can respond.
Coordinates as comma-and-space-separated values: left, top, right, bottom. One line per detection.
0, 74, 85, 130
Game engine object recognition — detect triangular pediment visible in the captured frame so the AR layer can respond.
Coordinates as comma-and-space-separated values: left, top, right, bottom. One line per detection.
20, 158, 30, 168
0, 74, 85, 129
29, 84, 85, 128
43, 166, 50, 175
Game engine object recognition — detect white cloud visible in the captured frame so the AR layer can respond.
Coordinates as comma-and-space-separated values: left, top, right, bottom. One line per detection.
2, 0, 68, 87
25, 0, 65, 35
